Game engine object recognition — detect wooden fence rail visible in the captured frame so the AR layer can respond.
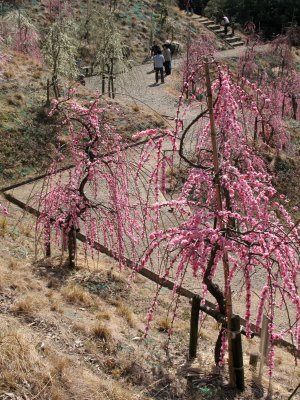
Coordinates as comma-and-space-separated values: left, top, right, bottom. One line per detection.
2, 190, 299, 358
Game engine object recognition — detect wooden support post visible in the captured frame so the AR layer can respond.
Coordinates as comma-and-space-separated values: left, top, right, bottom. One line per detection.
189, 295, 200, 359
62, 228, 66, 252
46, 79, 50, 106
231, 315, 245, 391
111, 76, 115, 99
102, 74, 105, 94
259, 315, 270, 381
191, 80, 195, 95
249, 352, 259, 370
108, 76, 111, 98
45, 224, 51, 257
68, 228, 76, 269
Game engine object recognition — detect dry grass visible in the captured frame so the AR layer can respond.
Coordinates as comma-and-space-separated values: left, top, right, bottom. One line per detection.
7, 95, 25, 107
0, 216, 8, 236
109, 354, 146, 386
3, 69, 14, 79
0, 319, 51, 394
156, 317, 172, 333
116, 303, 134, 327
62, 283, 94, 306
14, 92, 25, 101
32, 71, 42, 79
96, 310, 111, 321
19, 222, 34, 237
90, 322, 112, 342
0, 274, 7, 291
107, 268, 127, 284
7, 258, 19, 270
10, 294, 46, 315
131, 104, 140, 112
0, 316, 137, 399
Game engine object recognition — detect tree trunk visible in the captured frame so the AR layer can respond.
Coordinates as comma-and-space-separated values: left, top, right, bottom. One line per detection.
110, 58, 115, 99
291, 95, 297, 120
44, 223, 51, 257
46, 79, 51, 106
102, 73, 105, 94
205, 61, 235, 387
254, 116, 258, 144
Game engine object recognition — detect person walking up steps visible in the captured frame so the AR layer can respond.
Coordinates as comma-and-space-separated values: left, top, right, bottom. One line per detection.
222, 15, 230, 35
185, 0, 193, 16
153, 49, 165, 84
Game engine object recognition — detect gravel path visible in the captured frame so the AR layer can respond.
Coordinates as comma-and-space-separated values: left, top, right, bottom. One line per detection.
86, 58, 183, 123
85, 44, 271, 123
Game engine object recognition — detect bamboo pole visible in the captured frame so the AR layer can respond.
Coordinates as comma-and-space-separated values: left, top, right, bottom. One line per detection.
204, 60, 235, 387
259, 315, 270, 381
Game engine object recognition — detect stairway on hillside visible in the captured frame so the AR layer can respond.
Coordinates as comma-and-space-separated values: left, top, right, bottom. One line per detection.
190, 14, 244, 48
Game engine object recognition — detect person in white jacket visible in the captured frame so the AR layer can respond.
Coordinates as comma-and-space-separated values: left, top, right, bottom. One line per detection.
153, 49, 165, 84
222, 15, 230, 35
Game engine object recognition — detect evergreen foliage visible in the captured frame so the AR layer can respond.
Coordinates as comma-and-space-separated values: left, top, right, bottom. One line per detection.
203, 0, 300, 38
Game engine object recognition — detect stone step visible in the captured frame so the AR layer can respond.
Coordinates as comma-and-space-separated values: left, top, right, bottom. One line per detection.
215, 29, 225, 35
198, 18, 210, 22
232, 41, 244, 47
208, 24, 221, 30
225, 36, 241, 43
202, 20, 215, 26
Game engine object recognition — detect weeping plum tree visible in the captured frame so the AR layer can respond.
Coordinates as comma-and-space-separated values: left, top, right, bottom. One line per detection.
236, 35, 299, 150
2, 9, 40, 59
133, 59, 300, 385
268, 36, 300, 121
37, 92, 142, 268
182, 31, 216, 98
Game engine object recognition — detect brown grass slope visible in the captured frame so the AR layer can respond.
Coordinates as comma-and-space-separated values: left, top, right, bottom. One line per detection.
0, 196, 299, 399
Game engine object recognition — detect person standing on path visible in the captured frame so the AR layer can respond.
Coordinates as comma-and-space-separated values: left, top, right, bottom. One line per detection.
185, 0, 193, 16
162, 44, 171, 76
222, 15, 230, 35
151, 41, 161, 57
151, 41, 161, 72
153, 49, 165, 84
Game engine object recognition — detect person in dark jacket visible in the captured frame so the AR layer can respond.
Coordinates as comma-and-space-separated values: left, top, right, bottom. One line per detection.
151, 41, 161, 56
162, 44, 171, 76
185, 0, 193, 16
